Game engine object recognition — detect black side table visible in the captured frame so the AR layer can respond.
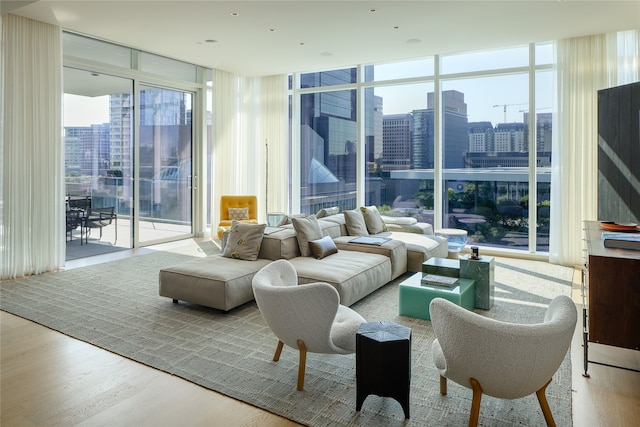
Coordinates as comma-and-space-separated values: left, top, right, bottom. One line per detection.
356, 321, 411, 419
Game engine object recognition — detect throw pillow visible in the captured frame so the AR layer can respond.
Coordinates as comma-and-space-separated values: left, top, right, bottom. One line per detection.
276, 213, 307, 226
291, 215, 323, 257
221, 221, 267, 261
380, 215, 418, 225
228, 207, 249, 221
360, 205, 388, 234
308, 236, 338, 259
316, 206, 340, 218
343, 209, 369, 236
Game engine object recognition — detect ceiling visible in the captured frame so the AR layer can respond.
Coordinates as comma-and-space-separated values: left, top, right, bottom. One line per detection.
4, 1, 640, 77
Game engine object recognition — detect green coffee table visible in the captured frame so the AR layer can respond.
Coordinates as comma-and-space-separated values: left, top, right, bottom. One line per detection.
398, 273, 475, 320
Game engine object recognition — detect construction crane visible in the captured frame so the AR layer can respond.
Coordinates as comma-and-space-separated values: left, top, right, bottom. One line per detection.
493, 103, 527, 123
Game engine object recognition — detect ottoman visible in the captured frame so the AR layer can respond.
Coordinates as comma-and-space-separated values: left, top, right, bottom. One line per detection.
398, 272, 475, 320
159, 255, 272, 312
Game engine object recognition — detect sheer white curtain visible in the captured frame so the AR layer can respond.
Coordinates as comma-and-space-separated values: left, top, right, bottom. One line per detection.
260, 74, 289, 217
212, 70, 288, 226
550, 30, 639, 266
1, 15, 63, 279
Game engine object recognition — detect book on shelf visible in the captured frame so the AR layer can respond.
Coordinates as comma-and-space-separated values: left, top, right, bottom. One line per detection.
421, 274, 459, 288
601, 232, 640, 250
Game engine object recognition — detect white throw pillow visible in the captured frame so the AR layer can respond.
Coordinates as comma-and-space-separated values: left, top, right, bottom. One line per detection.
380, 215, 418, 225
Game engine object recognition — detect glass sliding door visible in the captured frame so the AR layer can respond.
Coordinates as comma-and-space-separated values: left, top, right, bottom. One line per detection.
137, 86, 193, 244
63, 67, 133, 260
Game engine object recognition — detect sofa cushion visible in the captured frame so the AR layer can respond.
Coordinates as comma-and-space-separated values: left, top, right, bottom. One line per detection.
319, 214, 348, 236
222, 221, 267, 261
290, 250, 391, 306
292, 215, 323, 257
382, 219, 433, 235
344, 209, 369, 236
360, 205, 388, 234
309, 235, 338, 259
377, 232, 448, 271
259, 227, 300, 260
333, 236, 407, 280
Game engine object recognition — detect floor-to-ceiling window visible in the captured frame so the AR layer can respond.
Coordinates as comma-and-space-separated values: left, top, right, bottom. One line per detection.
298, 69, 359, 213
63, 32, 208, 259
294, 43, 554, 255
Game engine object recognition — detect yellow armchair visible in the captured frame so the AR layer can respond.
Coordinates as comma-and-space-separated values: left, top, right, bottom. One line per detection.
217, 195, 259, 239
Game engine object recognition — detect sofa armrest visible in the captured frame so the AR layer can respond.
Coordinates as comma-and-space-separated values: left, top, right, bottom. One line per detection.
384, 222, 433, 235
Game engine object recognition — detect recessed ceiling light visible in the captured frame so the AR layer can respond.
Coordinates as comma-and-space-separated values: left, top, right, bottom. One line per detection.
407, 39, 421, 44
230, 12, 239, 16
369, 9, 376, 13
299, 42, 305, 46
205, 39, 218, 43
321, 52, 333, 57
268, 28, 276, 32
90, 72, 99, 77
393, 26, 400, 30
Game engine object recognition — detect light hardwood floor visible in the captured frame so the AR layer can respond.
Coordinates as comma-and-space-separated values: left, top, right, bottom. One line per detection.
2, 243, 639, 426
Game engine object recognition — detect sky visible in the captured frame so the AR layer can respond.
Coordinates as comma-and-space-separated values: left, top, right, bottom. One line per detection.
64, 94, 110, 127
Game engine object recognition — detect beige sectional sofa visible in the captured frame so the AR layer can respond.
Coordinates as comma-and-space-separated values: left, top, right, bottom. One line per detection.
158, 210, 447, 312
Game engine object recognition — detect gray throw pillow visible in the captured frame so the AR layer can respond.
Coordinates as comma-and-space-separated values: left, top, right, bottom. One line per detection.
360, 205, 387, 234
344, 209, 369, 236
308, 236, 338, 259
222, 221, 267, 261
291, 215, 323, 257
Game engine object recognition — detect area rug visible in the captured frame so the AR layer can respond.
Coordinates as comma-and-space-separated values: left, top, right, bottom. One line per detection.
0, 251, 575, 426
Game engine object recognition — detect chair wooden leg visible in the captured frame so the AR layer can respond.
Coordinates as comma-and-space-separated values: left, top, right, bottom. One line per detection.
469, 378, 483, 427
440, 375, 447, 395
536, 378, 556, 427
273, 340, 284, 362
296, 339, 307, 391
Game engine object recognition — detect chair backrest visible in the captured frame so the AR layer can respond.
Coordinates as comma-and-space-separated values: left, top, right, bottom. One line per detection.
87, 207, 115, 225
219, 195, 258, 221
66, 209, 82, 230
430, 295, 577, 399
252, 260, 343, 354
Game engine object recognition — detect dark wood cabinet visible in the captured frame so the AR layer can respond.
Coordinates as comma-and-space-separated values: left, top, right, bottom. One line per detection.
584, 221, 640, 351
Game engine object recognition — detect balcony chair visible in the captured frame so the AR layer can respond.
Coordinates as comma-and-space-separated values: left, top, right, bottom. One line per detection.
85, 206, 117, 244
252, 259, 366, 391
430, 295, 577, 427
66, 209, 85, 244
217, 195, 258, 239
